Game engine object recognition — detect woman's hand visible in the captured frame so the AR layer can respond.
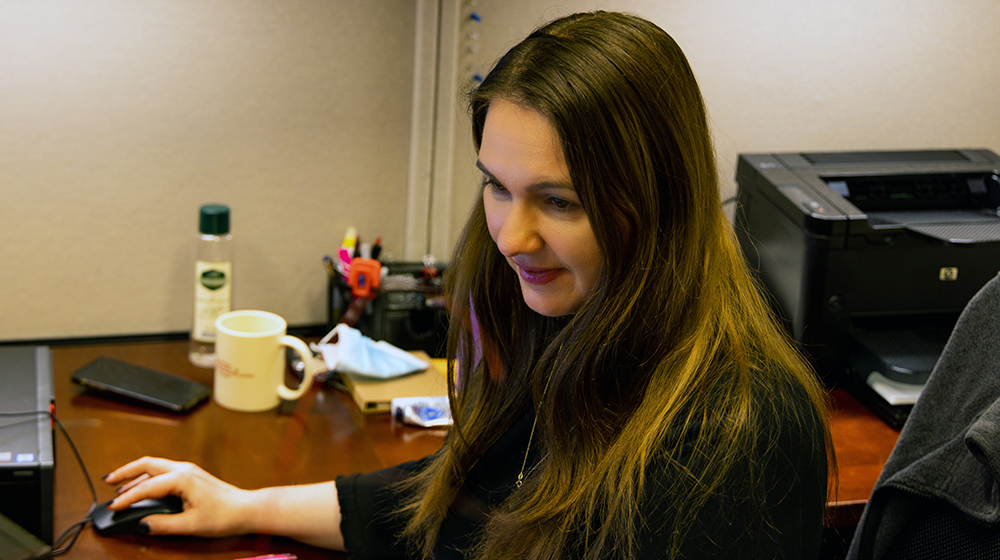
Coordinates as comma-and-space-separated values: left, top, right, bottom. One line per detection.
103, 456, 345, 549
103, 456, 253, 537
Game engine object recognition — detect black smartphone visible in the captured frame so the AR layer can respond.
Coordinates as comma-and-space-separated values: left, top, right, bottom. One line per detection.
71, 357, 211, 413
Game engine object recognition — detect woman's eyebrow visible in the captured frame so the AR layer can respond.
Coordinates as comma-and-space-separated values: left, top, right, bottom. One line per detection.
475, 160, 498, 183
475, 160, 575, 192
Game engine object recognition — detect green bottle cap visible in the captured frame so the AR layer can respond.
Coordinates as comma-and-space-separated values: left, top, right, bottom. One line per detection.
199, 204, 230, 235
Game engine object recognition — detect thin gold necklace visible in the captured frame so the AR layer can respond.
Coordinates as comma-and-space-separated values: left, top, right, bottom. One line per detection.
515, 368, 555, 489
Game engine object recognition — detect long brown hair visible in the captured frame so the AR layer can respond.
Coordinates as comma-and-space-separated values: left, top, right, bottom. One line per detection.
399, 11, 832, 559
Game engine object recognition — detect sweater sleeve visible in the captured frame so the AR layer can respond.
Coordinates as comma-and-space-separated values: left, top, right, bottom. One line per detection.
336, 458, 433, 560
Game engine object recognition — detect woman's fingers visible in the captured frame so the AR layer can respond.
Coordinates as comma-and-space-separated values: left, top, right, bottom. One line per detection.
104, 456, 182, 485
140, 512, 194, 536
114, 472, 150, 495
106, 458, 206, 511
109, 470, 184, 509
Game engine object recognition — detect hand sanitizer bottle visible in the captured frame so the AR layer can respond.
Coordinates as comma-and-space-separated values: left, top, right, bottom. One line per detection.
189, 204, 233, 368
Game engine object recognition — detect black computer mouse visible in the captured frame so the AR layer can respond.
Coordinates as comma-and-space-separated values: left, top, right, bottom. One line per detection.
92, 495, 184, 535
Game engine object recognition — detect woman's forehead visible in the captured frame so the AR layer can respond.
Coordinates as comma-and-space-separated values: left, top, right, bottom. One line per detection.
478, 100, 570, 189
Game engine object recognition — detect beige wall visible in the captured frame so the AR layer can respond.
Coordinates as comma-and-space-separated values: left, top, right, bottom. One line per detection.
0, 1, 417, 341
433, 0, 1000, 256
3, 0, 999, 342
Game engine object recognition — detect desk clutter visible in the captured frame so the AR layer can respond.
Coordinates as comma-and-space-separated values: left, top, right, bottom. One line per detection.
310, 324, 448, 416
317, 228, 450, 419
323, 227, 448, 359
336, 352, 447, 416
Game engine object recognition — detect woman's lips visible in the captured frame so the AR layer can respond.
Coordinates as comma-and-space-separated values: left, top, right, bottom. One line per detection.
517, 266, 563, 285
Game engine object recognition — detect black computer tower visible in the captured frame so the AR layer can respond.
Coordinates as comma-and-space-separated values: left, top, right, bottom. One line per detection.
0, 346, 54, 544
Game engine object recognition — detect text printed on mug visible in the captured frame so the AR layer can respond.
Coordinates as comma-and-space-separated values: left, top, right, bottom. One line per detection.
217, 359, 255, 379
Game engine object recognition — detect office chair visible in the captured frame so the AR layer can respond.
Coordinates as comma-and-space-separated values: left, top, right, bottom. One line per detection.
846, 273, 1000, 559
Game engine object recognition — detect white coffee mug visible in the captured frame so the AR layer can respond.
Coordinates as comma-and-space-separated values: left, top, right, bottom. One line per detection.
213, 310, 322, 412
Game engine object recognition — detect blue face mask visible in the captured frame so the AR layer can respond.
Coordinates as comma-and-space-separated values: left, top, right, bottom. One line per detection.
312, 324, 428, 380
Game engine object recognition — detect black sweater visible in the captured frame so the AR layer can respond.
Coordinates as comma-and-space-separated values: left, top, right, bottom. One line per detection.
336, 383, 827, 559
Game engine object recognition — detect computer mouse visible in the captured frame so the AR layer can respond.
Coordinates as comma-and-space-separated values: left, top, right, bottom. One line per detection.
92, 495, 184, 535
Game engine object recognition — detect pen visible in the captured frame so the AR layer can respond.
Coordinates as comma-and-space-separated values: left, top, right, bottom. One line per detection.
322, 255, 336, 278
372, 237, 382, 261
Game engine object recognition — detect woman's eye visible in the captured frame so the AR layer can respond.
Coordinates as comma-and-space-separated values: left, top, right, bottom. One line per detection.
548, 196, 572, 209
483, 178, 506, 194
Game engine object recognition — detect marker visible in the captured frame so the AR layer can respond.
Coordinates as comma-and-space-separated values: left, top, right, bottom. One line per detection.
337, 248, 352, 277
337, 226, 357, 277
341, 226, 357, 251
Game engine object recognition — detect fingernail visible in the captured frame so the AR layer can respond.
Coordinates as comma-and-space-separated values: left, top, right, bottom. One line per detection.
102, 473, 112, 481
138, 522, 150, 534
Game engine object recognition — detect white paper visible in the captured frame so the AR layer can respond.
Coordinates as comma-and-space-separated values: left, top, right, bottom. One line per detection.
866, 371, 925, 406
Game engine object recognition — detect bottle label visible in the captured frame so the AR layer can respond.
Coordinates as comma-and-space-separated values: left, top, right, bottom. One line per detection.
193, 260, 232, 343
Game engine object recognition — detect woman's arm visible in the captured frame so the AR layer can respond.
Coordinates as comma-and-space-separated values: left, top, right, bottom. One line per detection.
103, 456, 345, 550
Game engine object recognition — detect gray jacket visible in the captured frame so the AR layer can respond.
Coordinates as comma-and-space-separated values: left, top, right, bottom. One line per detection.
848, 273, 1000, 559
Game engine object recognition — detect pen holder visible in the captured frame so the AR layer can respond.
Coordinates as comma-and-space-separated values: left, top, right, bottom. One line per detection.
328, 273, 352, 327
328, 261, 449, 357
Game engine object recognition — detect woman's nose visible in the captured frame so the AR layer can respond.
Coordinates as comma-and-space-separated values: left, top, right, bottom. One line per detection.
495, 203, 543, 257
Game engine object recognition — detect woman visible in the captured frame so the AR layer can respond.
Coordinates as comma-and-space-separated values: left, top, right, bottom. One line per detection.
106, 11, 832, 559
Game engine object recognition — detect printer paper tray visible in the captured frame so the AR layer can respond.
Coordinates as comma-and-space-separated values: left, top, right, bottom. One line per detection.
867, 209, 1000, 243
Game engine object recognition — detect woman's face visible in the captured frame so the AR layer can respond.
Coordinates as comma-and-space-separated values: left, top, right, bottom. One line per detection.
479, 99, 602, 317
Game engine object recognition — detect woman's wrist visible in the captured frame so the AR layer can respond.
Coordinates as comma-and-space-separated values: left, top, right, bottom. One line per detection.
226, 486, 264, 536
239, 482, 344, 550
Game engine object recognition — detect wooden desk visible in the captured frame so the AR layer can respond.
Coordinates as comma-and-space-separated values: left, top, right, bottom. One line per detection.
49, 341, 898, 557
52, 341, 445, 559
826, 388, 901, 527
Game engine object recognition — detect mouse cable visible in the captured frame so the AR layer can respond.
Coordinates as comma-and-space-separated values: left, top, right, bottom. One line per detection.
0, 411, 98, 557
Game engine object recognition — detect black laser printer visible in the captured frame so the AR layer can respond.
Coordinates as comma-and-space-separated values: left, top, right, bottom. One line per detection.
734, 149, 1000, 427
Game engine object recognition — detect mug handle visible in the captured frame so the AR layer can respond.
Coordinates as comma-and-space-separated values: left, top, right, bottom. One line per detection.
277, 335, 322, 401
